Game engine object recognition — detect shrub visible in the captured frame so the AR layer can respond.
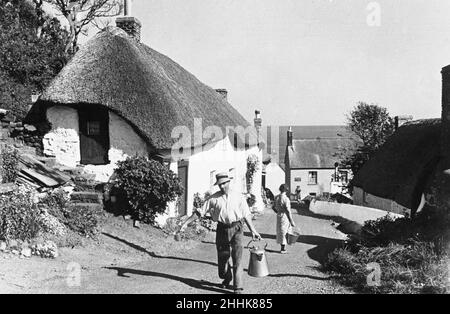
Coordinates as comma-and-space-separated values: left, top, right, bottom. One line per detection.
113, 156, 184, 224
324, 209, 450, 294
30, 240, 58, 259
39, 188, 70, 222
164, 216, 208, 241
323, 242, 449, 294
38, 188, 103, 238
39, 208, 67, 237
246, 154, 259, 189
0, 185, 41, 241
59, 204, 102, 238
0, 145, 19, 183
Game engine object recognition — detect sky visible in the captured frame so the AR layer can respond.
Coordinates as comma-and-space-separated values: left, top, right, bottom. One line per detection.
74, 0, 450, 126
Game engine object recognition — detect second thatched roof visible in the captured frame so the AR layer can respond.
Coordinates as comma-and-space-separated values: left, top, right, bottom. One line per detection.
352, 119, 441, 210
31, 26, 257, 151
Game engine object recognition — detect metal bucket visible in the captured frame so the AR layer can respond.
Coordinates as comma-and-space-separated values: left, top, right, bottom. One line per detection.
287, 230, 300, 245
247, 240, 269, 277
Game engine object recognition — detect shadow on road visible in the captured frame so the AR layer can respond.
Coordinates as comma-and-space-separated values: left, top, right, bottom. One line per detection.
243, 232, 345, 265
102, 232, 217, 267
294, 206, 352, 225
105, 267, 231, 294
268, 273, 333, 280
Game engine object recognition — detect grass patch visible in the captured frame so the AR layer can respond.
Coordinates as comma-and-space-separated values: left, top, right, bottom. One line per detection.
323, 209, 450, 294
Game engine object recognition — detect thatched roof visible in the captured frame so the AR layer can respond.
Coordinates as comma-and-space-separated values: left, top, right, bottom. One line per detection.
287, 137, 357, 169
29, 27, 257, 151
352, 119, 441, 209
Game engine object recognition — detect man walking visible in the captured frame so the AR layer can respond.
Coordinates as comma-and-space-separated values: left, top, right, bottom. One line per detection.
178, 172, 262, 294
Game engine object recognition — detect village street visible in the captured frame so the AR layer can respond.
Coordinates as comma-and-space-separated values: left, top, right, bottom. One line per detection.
1, 206, 351, 294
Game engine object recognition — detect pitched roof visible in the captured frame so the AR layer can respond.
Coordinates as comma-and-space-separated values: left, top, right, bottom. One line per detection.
352, 119, 441, 209
261, 125, 356, 165
287, 137, 358, 168
29, 27, 257, 151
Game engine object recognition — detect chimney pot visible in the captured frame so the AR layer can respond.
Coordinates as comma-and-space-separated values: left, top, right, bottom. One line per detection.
287, 126, 293, 147
254, 110, 262, 129
215, 89, 228, 101
394, 115, 413, 130
116, 16, 141, 42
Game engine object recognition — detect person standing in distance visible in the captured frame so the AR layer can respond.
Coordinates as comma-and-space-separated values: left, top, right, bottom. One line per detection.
274, 184, 296, 254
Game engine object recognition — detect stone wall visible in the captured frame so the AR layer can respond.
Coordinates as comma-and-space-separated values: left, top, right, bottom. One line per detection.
0, 109, 48, 155
353, 186, 411, 216
309, 200, 404, 225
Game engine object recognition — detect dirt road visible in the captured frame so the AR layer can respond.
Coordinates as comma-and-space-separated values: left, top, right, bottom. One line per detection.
1, 206, 352, 294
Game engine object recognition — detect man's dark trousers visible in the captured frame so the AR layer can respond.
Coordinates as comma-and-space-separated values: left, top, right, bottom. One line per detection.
216, 221, 244, 290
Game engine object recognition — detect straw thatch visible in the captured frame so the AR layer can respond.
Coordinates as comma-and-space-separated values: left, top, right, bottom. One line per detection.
352, 119, 441, 209
288, 137, 358, 169
28, 27, 257, 150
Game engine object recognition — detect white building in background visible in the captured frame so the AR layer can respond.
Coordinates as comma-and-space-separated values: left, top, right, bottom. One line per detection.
283, 127, 356, 199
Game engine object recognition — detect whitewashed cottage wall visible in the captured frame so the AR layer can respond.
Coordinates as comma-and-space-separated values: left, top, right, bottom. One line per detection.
43, 106, 148, 182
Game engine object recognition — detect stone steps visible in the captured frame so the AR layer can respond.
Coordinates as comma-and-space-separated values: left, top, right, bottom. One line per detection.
70, 191, 103, 204
67, 202, 103, 212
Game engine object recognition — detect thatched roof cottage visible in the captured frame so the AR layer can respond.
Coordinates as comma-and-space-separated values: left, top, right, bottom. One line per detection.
352, 119, 440, 216
353, 64, 450, 217
27, 15, 263, 223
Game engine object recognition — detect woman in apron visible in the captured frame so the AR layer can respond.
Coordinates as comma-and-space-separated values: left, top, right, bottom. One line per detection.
273, 184, 296, 253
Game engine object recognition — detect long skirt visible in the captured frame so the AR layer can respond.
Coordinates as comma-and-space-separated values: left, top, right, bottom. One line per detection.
276, 214, 291, 245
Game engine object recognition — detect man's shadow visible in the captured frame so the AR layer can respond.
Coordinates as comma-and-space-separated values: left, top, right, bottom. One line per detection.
105, 267, 232, 294
102, 232, 217, 267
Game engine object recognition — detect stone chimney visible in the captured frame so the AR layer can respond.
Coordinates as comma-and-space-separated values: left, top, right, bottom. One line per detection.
287, 126, 293, 147
254, 110, 262, 131
441, 65, 450, 160
215, 89, 228, 101
254, 110, 262, 148
430, 65, 450, 214
394, 115, 413, 130
116, 0, 141, 42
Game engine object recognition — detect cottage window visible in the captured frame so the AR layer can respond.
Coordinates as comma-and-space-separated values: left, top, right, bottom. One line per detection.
339, 171, 348, 183
308, 171, 318, 185
294, 177, 301, 182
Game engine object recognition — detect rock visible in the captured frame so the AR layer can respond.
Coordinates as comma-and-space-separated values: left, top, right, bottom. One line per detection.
12, 249, 19, 255
21, 248, 32, 258
8, 239, 18, 250
24, 124, 37, 132
0, 183, 15, 194
0, 241, 6, 251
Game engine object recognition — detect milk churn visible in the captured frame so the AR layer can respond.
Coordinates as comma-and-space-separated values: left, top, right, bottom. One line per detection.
247, 240, 269, 277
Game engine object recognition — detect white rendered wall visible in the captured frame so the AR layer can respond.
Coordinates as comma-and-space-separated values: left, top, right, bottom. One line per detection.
44, 106, 148, 182
289, 169, 335, 197
183, 137, 263, 217
265, 162, 285, 195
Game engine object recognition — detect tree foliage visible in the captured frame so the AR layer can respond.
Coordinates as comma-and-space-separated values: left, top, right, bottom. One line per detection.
0, 0, 69, 118
42, 0, 122, 55
340, 102, 396, 188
